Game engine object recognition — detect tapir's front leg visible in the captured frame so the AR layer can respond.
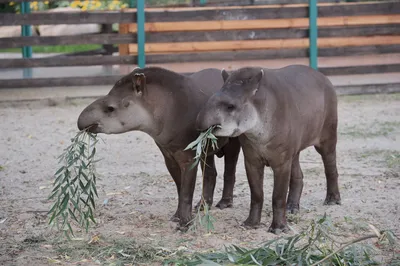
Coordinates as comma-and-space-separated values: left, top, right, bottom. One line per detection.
174, 150, 198, 230
269, 159, 292, 234
156, 144, 182, 222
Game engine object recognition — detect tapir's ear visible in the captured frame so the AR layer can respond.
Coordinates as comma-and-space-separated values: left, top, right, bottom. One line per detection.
221, 69, 229, 82
132, 73, 146, 96
249, 69, 264, 95
251, 69, 264, 84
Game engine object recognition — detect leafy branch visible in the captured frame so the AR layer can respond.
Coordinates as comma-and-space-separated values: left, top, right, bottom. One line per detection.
171, 214, 398, 265
48, 130, 100, 239
184, 125, 220, 233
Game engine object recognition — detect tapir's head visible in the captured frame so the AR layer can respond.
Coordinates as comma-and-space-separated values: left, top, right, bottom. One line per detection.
77, 68, 154, 134
196, 67, 264, 137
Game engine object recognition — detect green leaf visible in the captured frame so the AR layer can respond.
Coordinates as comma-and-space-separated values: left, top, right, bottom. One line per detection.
54, 166, 65, 176
57, 193, 70, 216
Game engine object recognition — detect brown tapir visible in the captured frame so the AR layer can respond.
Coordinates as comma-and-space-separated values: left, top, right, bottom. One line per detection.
77, 66, 241, 229
196, 65, 341, 234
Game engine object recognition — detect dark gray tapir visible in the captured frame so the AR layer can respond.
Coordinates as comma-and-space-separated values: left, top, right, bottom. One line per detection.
77, 67, 241, 229
196, 65, 341, 234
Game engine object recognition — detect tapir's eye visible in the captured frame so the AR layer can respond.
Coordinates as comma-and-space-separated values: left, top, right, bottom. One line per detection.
105, 106, 115, 113
226, 104, 235, 111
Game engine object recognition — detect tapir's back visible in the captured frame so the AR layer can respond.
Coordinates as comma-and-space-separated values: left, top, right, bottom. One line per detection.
265, 65, 337, 149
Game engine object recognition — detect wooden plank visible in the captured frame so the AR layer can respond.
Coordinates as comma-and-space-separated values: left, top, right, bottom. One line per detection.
319, 44, 400, 57
0, 55, 137, 69
146, 24, 400, 43
144, 2, 400, 22
127, 15, 400, 33
118, 24, 131, 56
0, 11, 137, 26
145, 45, 400, 63
128, 35, 400, 54
319, 64, 400, 76
0, 33, 135, 49
0, 76, 123, 88
145, 49, 308, 63
2, 2, 399, 26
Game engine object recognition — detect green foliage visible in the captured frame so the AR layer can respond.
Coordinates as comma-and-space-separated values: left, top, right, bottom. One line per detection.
48, 130, 100, 239
169, 214, 398, 266
189, 201, 216, 234
184, 125, 220, 233
184, 125, 220, 170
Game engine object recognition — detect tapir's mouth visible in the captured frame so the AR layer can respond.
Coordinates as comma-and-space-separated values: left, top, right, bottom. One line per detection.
83, 123, 100, 133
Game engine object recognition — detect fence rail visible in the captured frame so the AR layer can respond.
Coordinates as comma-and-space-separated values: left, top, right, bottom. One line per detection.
0, 0, 399, 91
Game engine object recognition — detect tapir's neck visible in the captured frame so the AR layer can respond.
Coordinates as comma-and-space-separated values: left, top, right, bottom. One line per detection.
139, 86, 182, 145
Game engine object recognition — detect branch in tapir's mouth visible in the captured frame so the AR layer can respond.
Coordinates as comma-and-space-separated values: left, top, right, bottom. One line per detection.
184, 125, 221, 169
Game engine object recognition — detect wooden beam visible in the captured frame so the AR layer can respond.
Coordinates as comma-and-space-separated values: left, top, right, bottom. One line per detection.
145, 45, 400, 64
145, 24, 400, 43
0, 76, 123, 88
0, 11, 137, 26
144, 1, 400, 22
2, 2, 400, 26
128, 35, 400, 54
0, 55, 137, 69
319, 63, 400, 76
127, 15, 400, 32
0, 33, 135, 49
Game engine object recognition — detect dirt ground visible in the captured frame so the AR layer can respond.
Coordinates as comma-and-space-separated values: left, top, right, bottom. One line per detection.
0, 93, 399, 265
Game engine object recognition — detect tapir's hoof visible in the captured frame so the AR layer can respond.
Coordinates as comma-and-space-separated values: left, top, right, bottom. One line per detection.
268, 224, 289, 235
286, 202, 300, 214
215, 198, 233, 209
241, 218, 260, 229
324, 194, 341, 205
176, 219, 193, 232
169, 214, 180, 223
176, 224, 189, 232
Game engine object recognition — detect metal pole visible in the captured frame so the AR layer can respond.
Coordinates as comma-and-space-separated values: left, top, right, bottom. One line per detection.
309, 0, 318, 70
136, 0, 145, 68
21, 1, 32, 58
21, 1, 33, 78
129, 0, 136, 8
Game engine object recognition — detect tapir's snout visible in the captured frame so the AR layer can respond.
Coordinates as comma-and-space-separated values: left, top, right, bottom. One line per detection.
77, 108, 96, 132
77, 100, 102, 132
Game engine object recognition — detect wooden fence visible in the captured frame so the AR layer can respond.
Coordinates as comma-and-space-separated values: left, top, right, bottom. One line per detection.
0, 0, 399, 89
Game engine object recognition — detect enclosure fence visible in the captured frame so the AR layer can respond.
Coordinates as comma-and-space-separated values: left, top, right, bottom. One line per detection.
0, 0, 399, 90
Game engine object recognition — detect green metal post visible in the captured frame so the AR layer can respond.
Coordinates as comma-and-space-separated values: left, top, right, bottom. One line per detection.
136, 0, 145, 68
21, 1, 32, 59
129, 0, 136, 8
309, 0, 318, 70
199, 0, 207, 5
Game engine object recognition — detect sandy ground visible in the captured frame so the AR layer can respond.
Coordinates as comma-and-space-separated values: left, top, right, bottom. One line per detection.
0, 93, 399, 265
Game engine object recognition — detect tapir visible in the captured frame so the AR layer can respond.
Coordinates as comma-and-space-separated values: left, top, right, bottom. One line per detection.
196, 65, 341, 234
77, 66, 241, 229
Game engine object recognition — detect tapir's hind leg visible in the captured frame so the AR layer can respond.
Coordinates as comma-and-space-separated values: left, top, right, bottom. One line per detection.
216, 137, 241, 209
286, 153, 303, 214
314, 118, 341, 206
